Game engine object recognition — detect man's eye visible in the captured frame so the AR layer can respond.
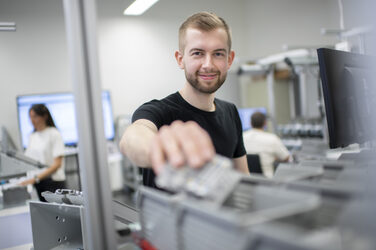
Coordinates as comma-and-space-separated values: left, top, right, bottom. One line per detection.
215, 52, 225, 57
192, 51, 202, 56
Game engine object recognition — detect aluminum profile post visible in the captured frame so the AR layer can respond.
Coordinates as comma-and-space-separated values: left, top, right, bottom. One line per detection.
62, 0, 116, 249
266, 65, 277, 133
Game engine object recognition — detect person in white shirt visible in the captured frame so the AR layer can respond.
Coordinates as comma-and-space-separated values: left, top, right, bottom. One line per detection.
243, 112, 290, 178
20, 104, 66, 201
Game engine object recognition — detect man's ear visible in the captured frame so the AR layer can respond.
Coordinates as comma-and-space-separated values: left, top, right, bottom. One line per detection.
175, 50, 184, 69
227, 50, 235, 69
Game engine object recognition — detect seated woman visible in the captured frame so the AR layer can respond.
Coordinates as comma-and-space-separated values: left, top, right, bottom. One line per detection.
20, 104, 66, 201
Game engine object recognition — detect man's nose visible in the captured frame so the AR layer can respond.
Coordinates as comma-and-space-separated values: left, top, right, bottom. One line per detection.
202, 55, 214, 69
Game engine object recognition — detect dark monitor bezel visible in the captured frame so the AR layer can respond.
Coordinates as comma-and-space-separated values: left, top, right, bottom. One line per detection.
317, 48, 375, 149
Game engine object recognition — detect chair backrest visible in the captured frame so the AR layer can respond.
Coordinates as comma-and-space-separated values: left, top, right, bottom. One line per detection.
246, 154, 263, 174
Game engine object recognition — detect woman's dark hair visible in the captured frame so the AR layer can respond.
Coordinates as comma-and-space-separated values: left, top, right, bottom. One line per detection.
29, 103, 56, 128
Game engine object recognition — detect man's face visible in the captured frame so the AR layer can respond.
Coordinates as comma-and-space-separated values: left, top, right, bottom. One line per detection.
176, 28, 235, 94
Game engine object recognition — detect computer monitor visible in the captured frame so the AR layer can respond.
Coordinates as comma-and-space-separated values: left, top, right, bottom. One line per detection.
317, 48, 376, 149
238, 107, 267, 131
16, 91, 115, 148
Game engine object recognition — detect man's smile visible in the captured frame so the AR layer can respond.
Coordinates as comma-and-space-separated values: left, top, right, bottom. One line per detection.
198, 73, 218, 80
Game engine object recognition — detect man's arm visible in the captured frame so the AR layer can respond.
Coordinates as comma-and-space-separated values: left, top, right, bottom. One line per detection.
280, 155, 290, 162
119, 119, 158, 168
273, 137, 291, 163
119, 119, 215, 175
233, 155, 249, 174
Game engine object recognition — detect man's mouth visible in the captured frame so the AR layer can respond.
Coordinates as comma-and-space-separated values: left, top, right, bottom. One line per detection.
198, 73, 217, 80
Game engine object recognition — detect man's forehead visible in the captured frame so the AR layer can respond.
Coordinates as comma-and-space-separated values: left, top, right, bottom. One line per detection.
185, 27, 226, 36
183, 27, 229, 51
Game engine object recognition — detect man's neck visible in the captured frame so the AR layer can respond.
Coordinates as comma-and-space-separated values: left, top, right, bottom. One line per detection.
179, 83, 216, 112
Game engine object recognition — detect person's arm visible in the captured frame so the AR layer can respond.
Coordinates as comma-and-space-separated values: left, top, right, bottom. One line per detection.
273, 137, 291, 163
119, 119, 158, 167
280, 155, 290, 162
119, 119, 215, 175
20, 156, 63, 185
233, 155, 249, 174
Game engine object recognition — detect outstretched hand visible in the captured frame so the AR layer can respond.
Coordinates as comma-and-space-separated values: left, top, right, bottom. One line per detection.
19, 178, 35, 186
150, 120, 215, 174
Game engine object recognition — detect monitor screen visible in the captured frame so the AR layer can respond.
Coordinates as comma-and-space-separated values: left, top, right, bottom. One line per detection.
317, 48, 376, 148
17, 91, 115, 148
238, 107, 267, 131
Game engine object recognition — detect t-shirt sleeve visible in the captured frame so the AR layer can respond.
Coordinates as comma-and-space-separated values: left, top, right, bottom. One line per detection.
51, 129, 65, 158
232, 104, 246, 158
132, 100, 165, 129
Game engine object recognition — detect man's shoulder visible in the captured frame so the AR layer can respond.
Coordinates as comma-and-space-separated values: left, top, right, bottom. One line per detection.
245, 129, 279, 139
242, 129, 253, 136
132, 92, 181, 126
140, 92, 180, 107
261, 131, 283, 143
214, 97, 236, 108
214, 98, 238, 115
162, 92, 180, 101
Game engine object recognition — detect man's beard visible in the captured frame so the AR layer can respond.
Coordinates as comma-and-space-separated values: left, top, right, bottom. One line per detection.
185, 71, 227, 94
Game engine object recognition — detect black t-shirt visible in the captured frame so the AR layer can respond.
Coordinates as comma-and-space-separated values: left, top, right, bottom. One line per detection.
132, 92, 246, 188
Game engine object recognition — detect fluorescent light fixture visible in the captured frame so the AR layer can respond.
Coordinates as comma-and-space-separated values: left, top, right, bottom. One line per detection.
123, 0, 159, 16
0, 22, 16, 31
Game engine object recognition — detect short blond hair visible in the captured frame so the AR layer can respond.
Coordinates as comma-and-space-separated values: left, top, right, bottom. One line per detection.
179, 11, 232, 52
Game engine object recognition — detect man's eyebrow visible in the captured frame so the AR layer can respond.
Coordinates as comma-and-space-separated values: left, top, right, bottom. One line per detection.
189, 48, 205, 53
189, 48, 227, 53
213, 48, 227, 53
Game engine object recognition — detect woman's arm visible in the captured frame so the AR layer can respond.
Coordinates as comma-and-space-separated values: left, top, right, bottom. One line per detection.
20, 156, 63, 185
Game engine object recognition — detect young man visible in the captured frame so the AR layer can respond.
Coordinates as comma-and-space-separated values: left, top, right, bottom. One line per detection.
120, 12, 249, 188
243, 112, 290, 178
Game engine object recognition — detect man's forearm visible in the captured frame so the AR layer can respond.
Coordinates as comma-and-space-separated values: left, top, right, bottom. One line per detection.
119, 121, 157, 167
233, 155, 249, 174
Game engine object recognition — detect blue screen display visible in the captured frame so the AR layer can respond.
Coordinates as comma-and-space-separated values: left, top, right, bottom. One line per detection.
17, 91, 115, 148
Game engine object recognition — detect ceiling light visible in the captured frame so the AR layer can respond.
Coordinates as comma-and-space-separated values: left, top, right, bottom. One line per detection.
0, 22, 16, 31
123, 0, 159, 16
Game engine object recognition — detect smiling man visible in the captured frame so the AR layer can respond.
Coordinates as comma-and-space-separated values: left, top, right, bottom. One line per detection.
120, 11, 249, 189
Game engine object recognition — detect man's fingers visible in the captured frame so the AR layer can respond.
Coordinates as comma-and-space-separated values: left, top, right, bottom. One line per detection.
185, 121, 215, 162
150, 121, 216, 174
171, 121, 215, 168
158, 124, 185, 167
150, 136, 166, 175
